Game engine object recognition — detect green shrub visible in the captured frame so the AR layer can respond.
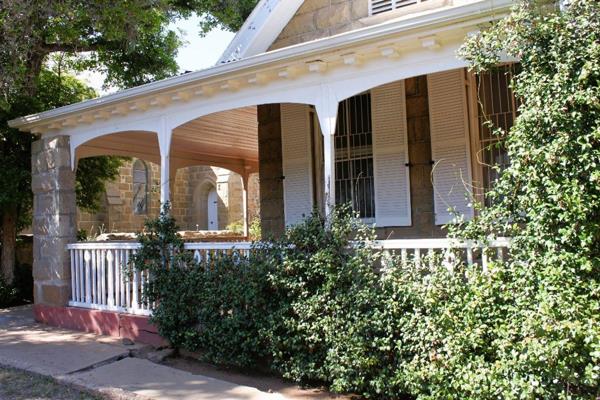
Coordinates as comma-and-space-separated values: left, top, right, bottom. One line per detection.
132, 203, 274, 367
191, 246, 275, 367
130, 204, 198, 349
136, 197, 599, 399
225, 219, 244, 234
264, 205, 381, 386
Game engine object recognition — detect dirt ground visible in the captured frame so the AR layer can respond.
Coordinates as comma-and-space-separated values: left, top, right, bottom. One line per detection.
0, 366, 104, 400
162, 356, 358, 400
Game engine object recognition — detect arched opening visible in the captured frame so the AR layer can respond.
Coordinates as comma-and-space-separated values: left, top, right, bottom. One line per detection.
72, 131, 164, 236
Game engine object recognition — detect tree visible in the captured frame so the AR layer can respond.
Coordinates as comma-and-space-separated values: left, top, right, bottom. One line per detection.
0, 65, 123, 283
0, 0, 258, 284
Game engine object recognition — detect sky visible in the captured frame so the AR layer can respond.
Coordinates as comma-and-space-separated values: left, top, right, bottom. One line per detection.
77, 14, 236, 95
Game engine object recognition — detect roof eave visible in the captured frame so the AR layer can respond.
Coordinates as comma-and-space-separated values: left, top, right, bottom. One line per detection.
8, 0, 514, 131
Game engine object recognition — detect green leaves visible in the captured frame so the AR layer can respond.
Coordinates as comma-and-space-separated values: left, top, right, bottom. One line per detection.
455, 0, 600, 398
75, 156, 125, 212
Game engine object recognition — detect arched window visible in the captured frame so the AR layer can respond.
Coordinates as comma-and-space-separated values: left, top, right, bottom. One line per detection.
132, 160, 149, 215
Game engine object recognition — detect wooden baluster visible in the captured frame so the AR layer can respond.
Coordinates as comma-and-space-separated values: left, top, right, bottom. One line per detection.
100, 250, 108, 305
428, 249, 435, 269
107, 250, 115, 307
132, 250, 139, 311
69, 250, 75, 303
401, 248, 407, 267
78, 250, 84, 302
466, 247, 474, 267
414, 248, 421, 269
443, 248, 453, 272
95, 250, 101, 305
84, 250, 92, 304
482, 248, 489, 273
381, 249, 390, 271
94, 250, 102, 304
115, 250, 121, 308
125, 250, 131, 311
497, 247, 504, 262
120, 250, 126, 309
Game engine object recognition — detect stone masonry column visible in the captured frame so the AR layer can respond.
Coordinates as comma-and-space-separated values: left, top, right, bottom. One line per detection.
257, 104, 285, 238
31, 136, 77, 307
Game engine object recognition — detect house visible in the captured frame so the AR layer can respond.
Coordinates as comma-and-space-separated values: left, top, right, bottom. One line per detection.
9, 0, 516, 344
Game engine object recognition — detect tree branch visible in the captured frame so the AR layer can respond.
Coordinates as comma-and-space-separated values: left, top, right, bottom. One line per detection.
42, 42, 101, 53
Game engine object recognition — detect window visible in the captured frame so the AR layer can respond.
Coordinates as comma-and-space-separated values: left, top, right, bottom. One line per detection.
335, 93, 375, 220
132, 160, 149, 215
477, 64, 519, 206
370, 0, 428, 15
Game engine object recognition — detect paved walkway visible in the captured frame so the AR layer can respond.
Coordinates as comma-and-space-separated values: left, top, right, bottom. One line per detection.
0, 306, 285, 400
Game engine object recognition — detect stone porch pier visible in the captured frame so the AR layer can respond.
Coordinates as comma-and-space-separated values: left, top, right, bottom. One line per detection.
31, 136, 76, 307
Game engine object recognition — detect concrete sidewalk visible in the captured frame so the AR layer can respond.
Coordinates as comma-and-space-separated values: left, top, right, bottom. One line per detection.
0, 306, 285, 400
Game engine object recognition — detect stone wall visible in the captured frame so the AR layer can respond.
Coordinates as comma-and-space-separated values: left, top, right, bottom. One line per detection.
172, 165, 249, 231
270, 0, 454, 50
270, 0, 368, 50
77, 160, 259, 234
258, 104, 285, 237
31, 136, 76, 306
76, 160, 160, 235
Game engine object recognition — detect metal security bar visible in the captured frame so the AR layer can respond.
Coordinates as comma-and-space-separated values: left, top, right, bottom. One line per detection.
477, 64, 518, 206
335, 93, 376, 219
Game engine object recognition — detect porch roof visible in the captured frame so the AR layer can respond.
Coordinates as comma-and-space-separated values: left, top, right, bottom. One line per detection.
8, 0, 513, 135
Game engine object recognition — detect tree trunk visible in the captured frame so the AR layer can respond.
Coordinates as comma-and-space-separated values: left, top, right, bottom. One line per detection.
1, 206, 17, 285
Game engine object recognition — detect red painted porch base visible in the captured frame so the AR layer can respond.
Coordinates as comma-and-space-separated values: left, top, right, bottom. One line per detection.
33, 304, 167, 347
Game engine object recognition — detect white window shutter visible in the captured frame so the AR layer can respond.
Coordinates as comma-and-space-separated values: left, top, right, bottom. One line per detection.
281, 103, 312, 226
428, 69, 474, 225
372, 81, 411, 227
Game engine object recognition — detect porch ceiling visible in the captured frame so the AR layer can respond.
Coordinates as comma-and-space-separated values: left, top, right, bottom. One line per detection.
77, 107, 258, 173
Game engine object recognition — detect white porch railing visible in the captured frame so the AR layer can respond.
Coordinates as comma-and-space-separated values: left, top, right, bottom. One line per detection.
67, 242, 149, 315
66, 242, 253, 315
373, 237, 511, 272
66, 238, 509, 315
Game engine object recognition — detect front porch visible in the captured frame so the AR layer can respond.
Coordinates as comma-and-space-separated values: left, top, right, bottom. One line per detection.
11, 0, 516, 339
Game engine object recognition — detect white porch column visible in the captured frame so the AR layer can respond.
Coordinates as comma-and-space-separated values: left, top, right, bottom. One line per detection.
241, 173, 250, 238
315, 86, 339, 216
158, 119, 173, 207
